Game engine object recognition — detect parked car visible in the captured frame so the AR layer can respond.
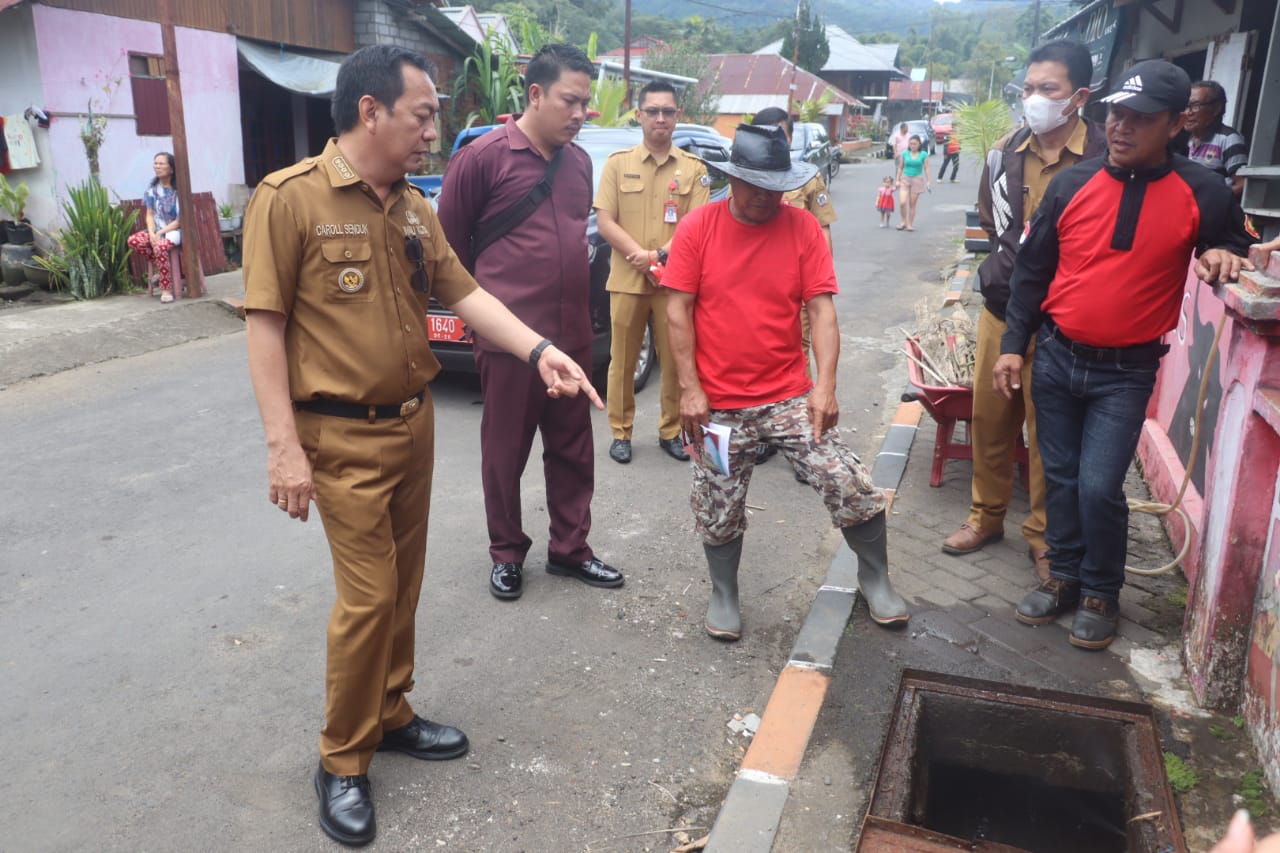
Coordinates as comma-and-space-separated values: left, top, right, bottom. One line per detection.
791, 121, 838, 184
423, 123, 732, 389
884, 119, 936, 159
930, 112, 954, 146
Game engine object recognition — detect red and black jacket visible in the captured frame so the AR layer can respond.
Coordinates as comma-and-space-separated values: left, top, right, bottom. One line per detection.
1001, 154, 1253, 354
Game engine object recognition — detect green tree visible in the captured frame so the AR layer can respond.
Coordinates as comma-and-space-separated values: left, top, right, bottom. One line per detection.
643, 41, 720, 126
780, 0, 829, 74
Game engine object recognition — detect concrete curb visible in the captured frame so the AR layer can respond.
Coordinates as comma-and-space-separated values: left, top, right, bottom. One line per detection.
942, 253, 976, 307
705, 401, 923, 851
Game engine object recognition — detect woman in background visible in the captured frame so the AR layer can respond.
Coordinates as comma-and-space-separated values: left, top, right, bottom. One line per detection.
127, 152, 182, 302
895, 135, 931, 231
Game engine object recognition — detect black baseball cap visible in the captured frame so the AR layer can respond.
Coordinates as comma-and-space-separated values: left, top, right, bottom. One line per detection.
1100, 59, 1191, 113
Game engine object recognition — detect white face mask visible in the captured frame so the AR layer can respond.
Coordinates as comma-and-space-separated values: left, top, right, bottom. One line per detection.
1023, 91, 1079, 135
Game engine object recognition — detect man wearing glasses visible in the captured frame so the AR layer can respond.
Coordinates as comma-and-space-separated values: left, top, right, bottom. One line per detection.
243, 45, 601, 845
595, 81, 710, 464
1183, 79, 1248, 199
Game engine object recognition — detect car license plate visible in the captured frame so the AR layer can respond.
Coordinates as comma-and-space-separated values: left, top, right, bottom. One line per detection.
427, 314, 468, 342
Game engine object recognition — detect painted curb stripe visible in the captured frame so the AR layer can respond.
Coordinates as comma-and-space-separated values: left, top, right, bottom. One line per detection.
706, 400, 924, 851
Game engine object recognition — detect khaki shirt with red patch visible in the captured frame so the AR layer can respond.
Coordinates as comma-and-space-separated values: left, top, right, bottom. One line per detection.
594, 143, 710, 295
243, 138, 477, 404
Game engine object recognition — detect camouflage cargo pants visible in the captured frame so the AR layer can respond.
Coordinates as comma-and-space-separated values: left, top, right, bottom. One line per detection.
691, 394, 887, 546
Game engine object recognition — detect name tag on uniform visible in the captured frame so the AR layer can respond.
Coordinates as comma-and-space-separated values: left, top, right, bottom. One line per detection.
664, 200, 678, 223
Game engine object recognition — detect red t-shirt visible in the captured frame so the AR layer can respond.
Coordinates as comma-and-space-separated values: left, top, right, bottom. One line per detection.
663, 200, 838, 409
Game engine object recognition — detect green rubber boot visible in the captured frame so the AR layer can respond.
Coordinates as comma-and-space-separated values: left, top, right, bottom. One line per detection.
704, 536, 744, 641
842, 511, 909, 626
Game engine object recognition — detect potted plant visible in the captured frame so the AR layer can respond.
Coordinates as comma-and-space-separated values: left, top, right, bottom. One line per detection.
0, 175, 33, 244
218, 201, 241, 232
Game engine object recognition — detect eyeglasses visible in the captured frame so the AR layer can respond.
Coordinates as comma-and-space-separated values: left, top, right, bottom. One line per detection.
1185, 100, 1222, 113
405, 235, 428, 293
639, 107, 679, 119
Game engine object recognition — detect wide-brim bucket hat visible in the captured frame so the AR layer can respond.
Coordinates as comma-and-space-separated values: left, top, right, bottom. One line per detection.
713, 124, 818, 193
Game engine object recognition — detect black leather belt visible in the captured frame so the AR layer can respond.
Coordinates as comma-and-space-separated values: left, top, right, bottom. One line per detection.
295, 391, 424, 421
1044, 321, 1169, 364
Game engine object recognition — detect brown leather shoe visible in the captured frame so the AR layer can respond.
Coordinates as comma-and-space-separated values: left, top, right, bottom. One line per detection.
941, 522, 1004, 555
1029, 547, 1051, 583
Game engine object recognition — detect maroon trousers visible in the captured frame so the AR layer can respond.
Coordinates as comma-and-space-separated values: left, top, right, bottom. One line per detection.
476, 347, 595, 566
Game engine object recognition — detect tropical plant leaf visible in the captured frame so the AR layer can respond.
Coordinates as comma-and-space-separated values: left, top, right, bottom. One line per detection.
953, 98, 1014, 164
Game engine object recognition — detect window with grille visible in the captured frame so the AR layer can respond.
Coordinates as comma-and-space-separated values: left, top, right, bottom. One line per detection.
129, 53, 170, 136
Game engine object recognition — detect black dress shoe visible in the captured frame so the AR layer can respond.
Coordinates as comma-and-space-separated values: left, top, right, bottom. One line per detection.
1014, 577, 1080, 625
546, 556, 625, 588
659, 436, 690, 461
755, 444, 777, 465
1069, 596, 1120, 650
490, 561, 523, 600
315, 764, 375, 846
609, 438, 632, 463
378, 715, 470, 761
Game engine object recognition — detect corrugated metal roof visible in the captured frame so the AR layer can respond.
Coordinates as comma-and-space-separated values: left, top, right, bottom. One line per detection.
706, 54, 866, 110
754, 25, 902, 75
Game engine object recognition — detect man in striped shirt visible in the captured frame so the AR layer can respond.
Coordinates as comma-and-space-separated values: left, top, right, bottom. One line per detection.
1183, 79, 1248, 199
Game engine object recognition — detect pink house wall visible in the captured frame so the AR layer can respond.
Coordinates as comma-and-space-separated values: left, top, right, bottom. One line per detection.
31, 4, 243, 218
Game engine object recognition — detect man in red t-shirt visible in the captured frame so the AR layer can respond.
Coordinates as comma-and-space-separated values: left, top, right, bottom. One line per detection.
664, 124, 909, 641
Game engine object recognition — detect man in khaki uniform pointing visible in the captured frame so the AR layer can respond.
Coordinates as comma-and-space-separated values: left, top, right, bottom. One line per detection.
243, 45, 600, 847
595, 80, 710, 464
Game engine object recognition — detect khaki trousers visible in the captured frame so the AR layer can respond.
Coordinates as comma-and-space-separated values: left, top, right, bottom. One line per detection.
295, 397, 434, 776
968, 307, 1047, 550
607, 289, 681, 441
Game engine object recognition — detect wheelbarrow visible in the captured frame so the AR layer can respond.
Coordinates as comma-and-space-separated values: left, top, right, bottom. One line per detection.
903, 336, 1028, 488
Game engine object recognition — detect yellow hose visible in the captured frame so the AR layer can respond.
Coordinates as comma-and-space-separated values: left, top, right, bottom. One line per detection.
1125, 313, 1229, 576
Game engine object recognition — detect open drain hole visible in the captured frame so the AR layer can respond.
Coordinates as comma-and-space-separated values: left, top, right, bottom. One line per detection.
859, 670, 1185, 853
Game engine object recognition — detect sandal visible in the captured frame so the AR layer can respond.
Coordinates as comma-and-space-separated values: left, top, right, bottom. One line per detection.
160, 290, 174, 303
895, 223, 906, 231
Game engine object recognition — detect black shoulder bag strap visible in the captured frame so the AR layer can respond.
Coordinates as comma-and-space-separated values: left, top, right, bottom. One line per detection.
470, 146, 564, 264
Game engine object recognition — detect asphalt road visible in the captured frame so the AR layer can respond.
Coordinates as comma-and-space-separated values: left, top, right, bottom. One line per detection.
0, 154, 970, 852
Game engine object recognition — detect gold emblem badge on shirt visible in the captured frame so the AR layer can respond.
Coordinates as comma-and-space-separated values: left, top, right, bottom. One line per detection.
338, 267, 365, 293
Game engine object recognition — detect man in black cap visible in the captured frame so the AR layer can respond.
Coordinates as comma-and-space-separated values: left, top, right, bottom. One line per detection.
663, 123, 909, 641
993, 59, 1254, 649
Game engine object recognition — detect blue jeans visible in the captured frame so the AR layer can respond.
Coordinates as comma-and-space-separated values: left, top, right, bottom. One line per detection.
1031, 328, 1159, 601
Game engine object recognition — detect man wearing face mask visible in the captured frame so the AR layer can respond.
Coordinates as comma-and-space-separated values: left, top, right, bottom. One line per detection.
994, 60, 1253, 649
942, 40, 1106, 581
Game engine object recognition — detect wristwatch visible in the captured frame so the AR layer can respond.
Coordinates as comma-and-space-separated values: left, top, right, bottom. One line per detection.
529, 338, 553, 369
656, 248, 669, 265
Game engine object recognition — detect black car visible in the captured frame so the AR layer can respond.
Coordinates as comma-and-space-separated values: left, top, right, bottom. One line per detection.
426, 124, 731, 389
791, 121, 839, 184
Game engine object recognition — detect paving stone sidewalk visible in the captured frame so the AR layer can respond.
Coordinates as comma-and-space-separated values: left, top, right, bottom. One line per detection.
770, 402, 1194, 852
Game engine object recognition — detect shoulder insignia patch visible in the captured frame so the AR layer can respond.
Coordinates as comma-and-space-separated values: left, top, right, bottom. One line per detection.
700, 174, 711, 187
259, 157, 321, 188
817, 192, 829, 206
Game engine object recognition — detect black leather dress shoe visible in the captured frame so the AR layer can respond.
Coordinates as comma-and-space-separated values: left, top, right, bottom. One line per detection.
490, 561, 523, 600
755, 444, 778, 465
1015, 577, 1080, 626
377, 715, 470, 761
1069, 596, 1120, 650
659, 437, 690, 461
546, 556, 625, 588
609, 438, 632, 463
315, 764, 375, 846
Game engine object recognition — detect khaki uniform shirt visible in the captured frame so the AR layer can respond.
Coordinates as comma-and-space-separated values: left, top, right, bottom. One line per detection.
594, 143, 710, 294
243, 139, 478, 404
1017, 117, 1089, 220
783, 174, 837, 227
